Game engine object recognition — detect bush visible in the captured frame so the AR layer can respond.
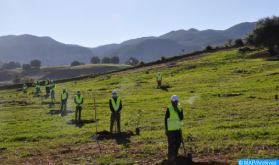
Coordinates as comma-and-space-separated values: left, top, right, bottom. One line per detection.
80, 62, 85, 65
21, 76, 35, 83
237, 46, 251, 53
138, 61, 145, 65
30, 60, 41, 68
102, 57, 110, 64
1, 63, 8, 69
22, 64, 31, 71
161, 56, 165, 60
71, 61, 81, 67
7, 73, 13, 78
6, 61, 17, 69
205, 45, 212, 51
15, 62, 21, 68
12, 75, 21, 83
90, 57, 100, 64
234, 38, 244, 47
111, 56, 120, 64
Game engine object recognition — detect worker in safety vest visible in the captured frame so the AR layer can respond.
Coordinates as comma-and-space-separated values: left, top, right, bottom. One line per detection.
50, 80, 56, 102
45, 78, 50, 95
61, 87, 68, 111
165, 95, 184, 159
74, 89, 83, 121
23, 84, 28, 94
35, 80, 41, 93
109, 90, 122, 133
157, 72, 162, 88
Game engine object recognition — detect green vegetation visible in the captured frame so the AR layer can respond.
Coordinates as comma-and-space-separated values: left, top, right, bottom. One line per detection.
1, 49, 279, 164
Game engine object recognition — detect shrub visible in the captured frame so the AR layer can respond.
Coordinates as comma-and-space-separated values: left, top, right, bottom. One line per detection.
71, 61, 81, 67
90, 57, 100, 64
30, 60, 41, 68
102, 57, 110, 64
7, 73, 13, 78
21, 76, 35, 83
6, 61, 17, 69
15, 62, 21, 68
125, 57, 139, 66
237, 46, 251, 53
1, 63, 8, 69
161, 56, 165, 60
111, 56, 120, 64
22, 64, 31, 71
205, 45, 212, 51
234, 38, 244, 47
12, 75, 21, 83
138, 61, 145, 65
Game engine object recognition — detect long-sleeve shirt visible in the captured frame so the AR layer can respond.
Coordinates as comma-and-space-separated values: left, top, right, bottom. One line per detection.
165, 106, 184, 131
74, 95, 84, 105
109, 97, 122, 113
61, 91, 69, 101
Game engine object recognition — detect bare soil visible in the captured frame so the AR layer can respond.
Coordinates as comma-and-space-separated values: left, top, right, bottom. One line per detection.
245, 50, 278, 59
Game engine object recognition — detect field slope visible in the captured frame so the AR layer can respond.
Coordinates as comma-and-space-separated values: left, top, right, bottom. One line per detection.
0, 49, 279, 164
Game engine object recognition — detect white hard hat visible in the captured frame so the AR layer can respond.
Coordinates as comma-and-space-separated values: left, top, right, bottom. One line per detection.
51, 80, 53, 83
47, 78, 49, 80
158, 72, 160, 75
112, 90, 117, 94
77, 89, 80, 92
24, 84, 26, 86
37, 79, 39, 81
171, 95, 179, 102
63, 87, 65, 90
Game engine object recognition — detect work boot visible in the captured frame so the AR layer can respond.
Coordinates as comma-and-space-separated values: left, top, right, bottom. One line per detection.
187, 153, 192, 161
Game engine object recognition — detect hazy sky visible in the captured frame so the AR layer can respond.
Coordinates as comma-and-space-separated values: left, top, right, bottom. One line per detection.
0, 0, 278, 47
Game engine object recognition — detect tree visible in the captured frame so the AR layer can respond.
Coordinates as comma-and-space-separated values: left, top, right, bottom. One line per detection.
102, 57, 110, 64
90, 57, 100, 64
15, 62, 21, 68
125, 57, 139, 66
22, 64, 31, 71
182, 49, 185, 54
205, 45, 212, 51
234, 38, 244, 47
12, 75, 21, 83
1, 63, 8, 69
110, 56, 120, 64
244, 16, 279, 56
71, 61, 81, 67
227, 38, 233, 46
6, 61, 17, 69
30, 60, 41, 68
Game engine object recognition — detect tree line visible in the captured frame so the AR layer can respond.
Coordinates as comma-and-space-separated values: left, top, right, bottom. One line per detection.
1, 60, 41, 71
71, 56, 140, 66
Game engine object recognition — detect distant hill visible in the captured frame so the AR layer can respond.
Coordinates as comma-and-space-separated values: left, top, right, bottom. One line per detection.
0, 35, 96, 66
89, 36, 156, 56
101, 39, 201, 64
92, 22, 255, 63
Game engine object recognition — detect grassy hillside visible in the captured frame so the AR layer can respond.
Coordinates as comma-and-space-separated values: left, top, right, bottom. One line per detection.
1, 49, 279, 164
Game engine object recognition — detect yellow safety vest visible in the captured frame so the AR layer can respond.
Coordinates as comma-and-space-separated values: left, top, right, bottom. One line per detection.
111, 98, 121, 114
23, 86, 27, 91
35, 82, 40, 88
61, 91, 68, 100
157, 75, 162, 81
167, 106, 183, 131
51, 84, 56, 92
45, 81, 50, 87
75, 95, 83, 107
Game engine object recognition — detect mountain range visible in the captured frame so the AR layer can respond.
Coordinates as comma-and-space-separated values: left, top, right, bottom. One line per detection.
0, 22, 255, 66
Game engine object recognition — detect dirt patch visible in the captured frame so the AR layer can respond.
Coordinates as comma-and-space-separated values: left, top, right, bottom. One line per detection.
245, 50, 277, 59
222, 93, 242, 97
94, 130, 135, 140
157, 156, 229, 165
186, 66, 197, 69
47, 110, 73, 115
41, 101, 61, 105
108, 82, 119, 86
0, 100, 35, 106
136, 81, 149, 83
66, 119, 96, 125
232, 70, 247, 73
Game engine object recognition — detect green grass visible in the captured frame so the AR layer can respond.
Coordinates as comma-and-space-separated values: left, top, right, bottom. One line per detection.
1, 49, 279, 164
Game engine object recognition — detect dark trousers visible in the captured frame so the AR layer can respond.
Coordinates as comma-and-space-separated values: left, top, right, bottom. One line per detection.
168, 130, 182, 159
110, 113, 120, 133
75, 106, 82, 121
46, 87, 50, 94
60, 100, 67, 111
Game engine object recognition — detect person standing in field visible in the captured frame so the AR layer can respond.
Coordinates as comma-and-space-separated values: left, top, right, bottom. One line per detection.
109, 90, 122, 133
35, 80, 41, 93
74, 89, 83, 121
61, 87, 68, 111
50, 80, 56, 102
45, 78, 50, 95
23, 84, 28, 94
157, 72, 162, 88
165, 95, 184, 159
